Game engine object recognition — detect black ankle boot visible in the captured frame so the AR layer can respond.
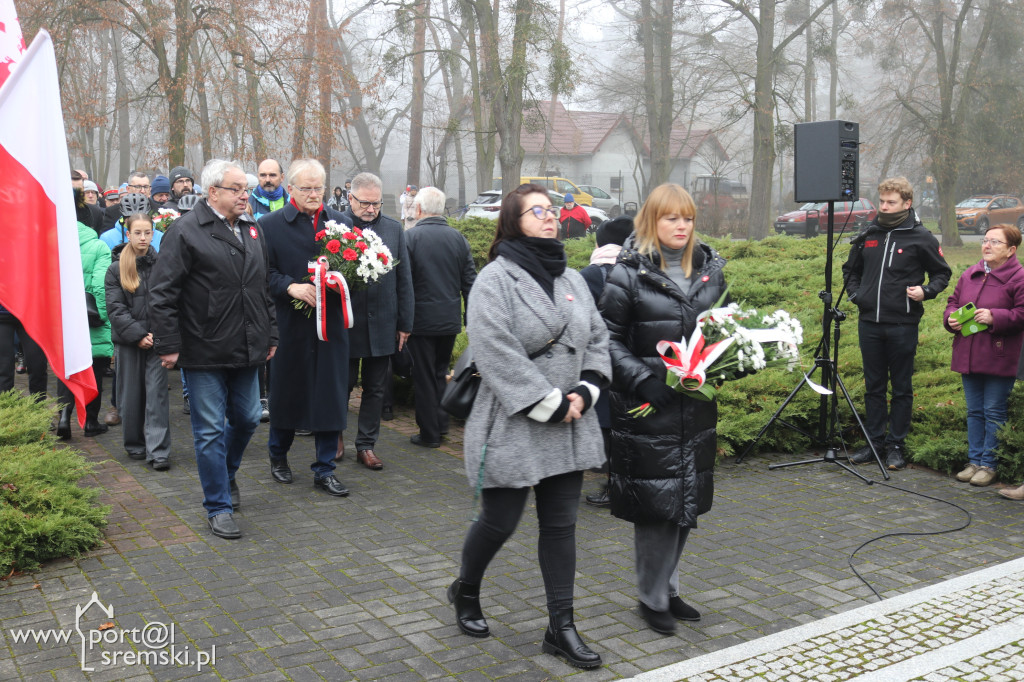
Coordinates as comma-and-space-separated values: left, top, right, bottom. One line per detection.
446, 579, 489, 638
542, 608, 602, 669
56, 405, 72, 440
83, 417, 108, 437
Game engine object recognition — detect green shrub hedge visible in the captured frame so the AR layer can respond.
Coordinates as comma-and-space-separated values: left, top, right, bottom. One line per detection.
0, 390, 110, 574
446, 220, 1024, 481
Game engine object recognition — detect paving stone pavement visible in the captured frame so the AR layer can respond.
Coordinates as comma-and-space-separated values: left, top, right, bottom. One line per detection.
2, 378, 1024, 680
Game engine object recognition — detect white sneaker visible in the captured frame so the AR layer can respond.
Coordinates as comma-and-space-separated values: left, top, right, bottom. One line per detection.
260, 398, 270, 422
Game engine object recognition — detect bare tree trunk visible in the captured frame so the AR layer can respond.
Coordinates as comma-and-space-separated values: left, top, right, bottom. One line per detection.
746, 1, 777, 240
540, 0, 567, 174
804, 0, 814, 121
314, 0, 332, 185
292, 4, 318, 159
406, 0, 429, 187
459, 0, 495, 193
829, 1, 839, 118
639, 0, 674, 191
110, 26, 131, 181
189, 39, 213, 163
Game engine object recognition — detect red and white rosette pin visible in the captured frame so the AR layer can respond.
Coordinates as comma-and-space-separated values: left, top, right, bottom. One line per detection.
307, 256, 354, 341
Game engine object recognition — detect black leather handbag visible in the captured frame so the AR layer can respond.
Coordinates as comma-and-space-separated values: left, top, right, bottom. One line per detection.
441, 324, 568, 419
85, 292, 103, 328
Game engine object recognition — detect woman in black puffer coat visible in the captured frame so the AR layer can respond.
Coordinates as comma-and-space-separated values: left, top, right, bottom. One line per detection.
599, 183, 727, 636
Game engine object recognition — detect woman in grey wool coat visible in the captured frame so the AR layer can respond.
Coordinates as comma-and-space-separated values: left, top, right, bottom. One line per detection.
448, 183, 611, 669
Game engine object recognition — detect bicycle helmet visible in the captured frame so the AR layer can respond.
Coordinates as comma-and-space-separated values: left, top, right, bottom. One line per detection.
120, 192, 150, 217
176, 193, 200, 213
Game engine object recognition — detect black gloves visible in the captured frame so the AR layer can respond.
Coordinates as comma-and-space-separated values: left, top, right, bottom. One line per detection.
637, 377, 677, 410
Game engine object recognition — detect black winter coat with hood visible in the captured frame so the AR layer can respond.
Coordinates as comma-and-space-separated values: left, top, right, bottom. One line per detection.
104, 244, 157, 346
599, 240, 727, 528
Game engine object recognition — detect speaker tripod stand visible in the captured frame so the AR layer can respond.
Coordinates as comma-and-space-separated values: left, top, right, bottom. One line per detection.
734, 201, 889, 481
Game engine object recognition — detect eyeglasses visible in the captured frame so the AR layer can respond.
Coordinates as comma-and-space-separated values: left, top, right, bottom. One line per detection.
350, 194, 383, 209
981, 238, 1007, 247
213, 185, 249, 196
521, 205, 558, 219
128, 183, 150, 191
293, 186, 325, 195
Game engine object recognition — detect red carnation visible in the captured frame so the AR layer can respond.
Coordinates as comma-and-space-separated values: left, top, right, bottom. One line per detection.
326, 239, 342, 254
355, 241, 368, 252
378, 253, 389, 265
343, 248, 359, 261
315, 230, 326, 241
343, 231, 357, 240
353, 227, 363, 236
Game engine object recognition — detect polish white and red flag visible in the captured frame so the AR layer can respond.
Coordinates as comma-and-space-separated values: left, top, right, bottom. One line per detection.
0, 0, 25, 87
0, 20, 99, 421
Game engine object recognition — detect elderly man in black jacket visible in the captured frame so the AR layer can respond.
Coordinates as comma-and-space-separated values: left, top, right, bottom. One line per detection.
405, 188, 476, 447
149, 159, 278, 540
342, 172, 414, 469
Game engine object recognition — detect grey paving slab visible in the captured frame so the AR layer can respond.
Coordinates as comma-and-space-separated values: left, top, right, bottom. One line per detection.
2, 380, 1024, 680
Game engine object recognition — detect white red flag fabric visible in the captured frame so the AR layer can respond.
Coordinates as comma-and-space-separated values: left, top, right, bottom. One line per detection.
0, 28, 99, 422
0, 0, 25, 87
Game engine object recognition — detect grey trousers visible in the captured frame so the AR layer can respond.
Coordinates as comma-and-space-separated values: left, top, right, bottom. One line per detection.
634, 521, 691, 611
115, 343, 170, 462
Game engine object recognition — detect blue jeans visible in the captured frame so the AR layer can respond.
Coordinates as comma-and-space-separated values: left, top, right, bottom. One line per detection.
962, 373, 1016, 469
268, 427, 339, 478
183, 367, 261, 517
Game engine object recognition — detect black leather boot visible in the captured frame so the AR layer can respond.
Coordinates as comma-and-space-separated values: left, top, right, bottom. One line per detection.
542, 608, 602, 669
56, 405, 72, 440
83, 417, 108, 437
446, 579, 489, 638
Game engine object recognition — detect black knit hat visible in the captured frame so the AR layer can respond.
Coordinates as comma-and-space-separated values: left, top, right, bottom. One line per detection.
596, 215, 634, 247
169, 166, 193, 183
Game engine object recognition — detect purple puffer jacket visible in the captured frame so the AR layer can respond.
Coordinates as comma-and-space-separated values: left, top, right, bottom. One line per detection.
943, 257, 1024, 376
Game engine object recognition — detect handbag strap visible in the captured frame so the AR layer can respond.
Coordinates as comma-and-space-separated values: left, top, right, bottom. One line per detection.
527, 323, 569, 360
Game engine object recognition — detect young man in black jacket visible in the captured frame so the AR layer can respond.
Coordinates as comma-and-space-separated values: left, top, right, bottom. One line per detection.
842, 177, 951, 470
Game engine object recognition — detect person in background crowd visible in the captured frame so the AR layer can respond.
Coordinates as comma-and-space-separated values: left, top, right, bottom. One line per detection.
0, 306, 47, 399
558, 194, 591, 240
83, 180, 101, 205
342, 178, 352, 201
328, 186, 346, 212
164, 166, 195, 211
342, 172, 414, 470
104, 171, 151, 230
56, 188, 113, 440
261, 159, 353, 497
448, 183, 609, 669
579, 215, 634, 507
404, 187, 476, 448
249, 159, 289, 221
944, 224, 1024, 487
104, 188, 121, 208
401, 185, 419, 229
600, 183, 724, 636
151, 175, 172, 205
149, 159, 278, 540
104, 213, 171, 471
843, 177, 951, 471
72, 170, 104, 233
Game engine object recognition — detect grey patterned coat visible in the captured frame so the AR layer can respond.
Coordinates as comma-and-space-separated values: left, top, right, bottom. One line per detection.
463, 256, 611, 489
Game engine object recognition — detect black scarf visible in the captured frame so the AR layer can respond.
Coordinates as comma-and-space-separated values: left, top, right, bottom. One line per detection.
496, 237, 566, 300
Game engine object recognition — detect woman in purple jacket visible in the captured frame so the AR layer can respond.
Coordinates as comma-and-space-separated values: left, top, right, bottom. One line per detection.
944, 224, 1024, 487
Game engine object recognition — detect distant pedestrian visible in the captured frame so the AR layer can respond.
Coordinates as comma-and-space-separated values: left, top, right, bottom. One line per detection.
558, 194, 591, 239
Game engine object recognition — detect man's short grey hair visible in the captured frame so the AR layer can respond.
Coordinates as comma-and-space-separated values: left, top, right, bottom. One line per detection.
127, 170, 148, 183
287, 159, 326, 187
350, 172, 383, 195
413, 187, 446, 216
201, 159, 242, 189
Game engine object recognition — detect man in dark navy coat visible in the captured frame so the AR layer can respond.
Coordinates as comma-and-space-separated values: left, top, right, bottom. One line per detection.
259, 159, 353, 497
343, 172, 414, 470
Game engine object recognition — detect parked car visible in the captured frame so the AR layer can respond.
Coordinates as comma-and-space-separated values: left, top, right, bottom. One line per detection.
955, 195, 1024, 234
574, 184, 621, 216
493, 177, 594, 206
464, 190, 502, 219
774, 199, 877, 237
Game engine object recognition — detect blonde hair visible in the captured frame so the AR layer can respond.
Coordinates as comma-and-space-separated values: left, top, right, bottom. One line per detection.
119, 214, 152, 294
634, 183, 698, 276
877, 176, 913, 203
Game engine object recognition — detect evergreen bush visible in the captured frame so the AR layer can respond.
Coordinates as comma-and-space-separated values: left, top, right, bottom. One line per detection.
0, 390, 110, 575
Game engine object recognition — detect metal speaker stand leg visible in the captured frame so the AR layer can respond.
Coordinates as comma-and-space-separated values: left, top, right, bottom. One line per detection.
734, 201, 889, 481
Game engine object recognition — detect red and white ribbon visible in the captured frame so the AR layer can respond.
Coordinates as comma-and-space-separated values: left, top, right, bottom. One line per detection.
656, 329, 733, 390
307, 256, 353, 341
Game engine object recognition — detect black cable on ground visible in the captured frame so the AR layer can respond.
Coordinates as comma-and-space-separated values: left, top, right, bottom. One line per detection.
847, 478, 973, 600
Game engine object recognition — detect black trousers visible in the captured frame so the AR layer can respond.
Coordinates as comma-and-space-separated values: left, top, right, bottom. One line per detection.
0, 319, 47, 397
858, 319, 919, 446
408, 334, 455, 442
57, 356, 110, 422
347, 355, 391, 449
460, 471, 584, 612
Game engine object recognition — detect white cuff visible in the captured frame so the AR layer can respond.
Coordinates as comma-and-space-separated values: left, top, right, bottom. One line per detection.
579, 381, 600, 407
527, 388, 563, 422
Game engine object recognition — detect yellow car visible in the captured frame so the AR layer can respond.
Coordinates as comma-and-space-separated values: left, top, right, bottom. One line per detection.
493, 177, 593, 206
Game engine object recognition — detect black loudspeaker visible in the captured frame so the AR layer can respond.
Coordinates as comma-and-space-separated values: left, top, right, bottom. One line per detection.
794, 120, 859, 202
